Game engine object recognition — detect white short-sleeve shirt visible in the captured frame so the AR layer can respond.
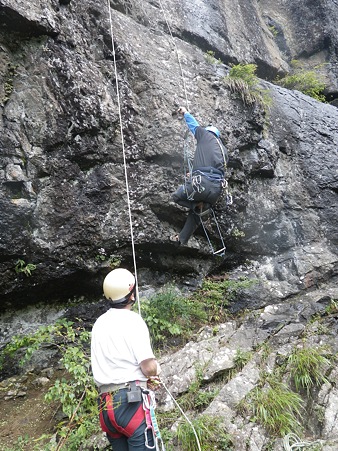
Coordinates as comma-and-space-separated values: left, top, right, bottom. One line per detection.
91, 308, 155, 387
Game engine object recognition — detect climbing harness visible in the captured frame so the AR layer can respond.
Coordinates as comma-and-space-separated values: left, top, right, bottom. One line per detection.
142, 389, 166, 450
99, 391, 145, 439
182, 129, 232, 256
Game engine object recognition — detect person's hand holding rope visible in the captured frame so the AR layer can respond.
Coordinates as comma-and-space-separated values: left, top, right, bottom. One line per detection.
177, 106, 187, 115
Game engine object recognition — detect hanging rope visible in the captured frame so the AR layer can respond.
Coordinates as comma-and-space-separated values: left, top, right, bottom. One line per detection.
160, 378, 202, 451
107, 0, 141, 315
106, 4, 201, 451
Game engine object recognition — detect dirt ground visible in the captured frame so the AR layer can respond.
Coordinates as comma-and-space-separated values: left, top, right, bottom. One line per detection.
0, 377, 58, 451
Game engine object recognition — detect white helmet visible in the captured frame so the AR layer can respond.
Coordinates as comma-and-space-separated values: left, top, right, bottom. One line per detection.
103, 268, 135, 303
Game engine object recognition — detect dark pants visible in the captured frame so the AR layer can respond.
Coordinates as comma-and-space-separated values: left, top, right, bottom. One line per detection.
99, 389, 154, 451
172, 175, 222, 244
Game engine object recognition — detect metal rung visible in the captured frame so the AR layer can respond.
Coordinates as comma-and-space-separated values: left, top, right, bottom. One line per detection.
213, 247, 226, 256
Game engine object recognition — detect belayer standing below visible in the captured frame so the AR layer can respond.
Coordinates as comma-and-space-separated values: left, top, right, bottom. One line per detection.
171, 106, 228, 245
91, 268, 161, 451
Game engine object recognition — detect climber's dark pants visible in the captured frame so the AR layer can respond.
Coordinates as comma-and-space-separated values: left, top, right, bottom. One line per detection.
172, 172, 223, 244
99, 389, 154, 451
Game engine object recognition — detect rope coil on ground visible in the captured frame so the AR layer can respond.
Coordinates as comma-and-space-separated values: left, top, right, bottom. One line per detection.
283, 433, 322, 450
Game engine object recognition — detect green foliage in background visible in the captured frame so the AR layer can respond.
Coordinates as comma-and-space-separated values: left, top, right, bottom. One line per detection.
178, 363, 219, 412
140, 285, 206, 347
194, 277, 257, 323
14, 259, 36, 277
224, 63, 272, 110
288, 346, 330, 395
176, 414, 233, 451
141, 278, 257, 347
275, 60, 326, 102
204, 50, 222, 65
241, 378, 304, 436
1, 320, 99, 450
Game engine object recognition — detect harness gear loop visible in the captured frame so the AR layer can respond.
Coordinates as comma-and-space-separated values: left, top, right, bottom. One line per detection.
142, 390, 166, 451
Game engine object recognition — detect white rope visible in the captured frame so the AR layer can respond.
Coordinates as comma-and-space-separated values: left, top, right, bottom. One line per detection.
283, 433, 323, 450
107, 0, 141, 315
106, 6, 198, 451
160, 378, 202, 451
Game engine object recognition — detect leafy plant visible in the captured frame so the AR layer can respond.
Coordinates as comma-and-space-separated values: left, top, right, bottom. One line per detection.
231, 227, 245, 238
176, 414, 233, 451
288, 346, 331, 395
0, 321, 68, 369
224, 63, 272, 109
325, 299, 338, 315
94, 248, 122, 268
14, 259, 37, 277
141, 285, 206, 347
241, 379, 304, 436
194, 277, 257, 323
178, 363, 219, 412
268, 25, 278, 37
1, 320, 100, 450
275, 61, 326, 102
204, 50, 222, 65
233, 348, 253, 370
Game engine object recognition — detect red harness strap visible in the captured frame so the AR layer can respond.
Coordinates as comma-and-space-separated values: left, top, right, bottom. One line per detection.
99, 392, 145, 439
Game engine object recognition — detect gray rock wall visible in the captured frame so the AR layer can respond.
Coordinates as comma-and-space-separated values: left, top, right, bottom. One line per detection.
0, 0, 337, 311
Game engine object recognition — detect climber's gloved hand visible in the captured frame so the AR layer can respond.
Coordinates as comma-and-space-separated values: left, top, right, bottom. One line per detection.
177, 106, 187, 115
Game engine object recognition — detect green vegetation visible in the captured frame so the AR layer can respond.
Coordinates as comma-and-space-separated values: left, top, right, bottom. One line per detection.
288, 346, 330, 394
0, 320, 99, 450
230, 227, 246, 239
14, 259, 36, 277
178, 363, 219, 412
275, 60, 326, 102
140, 285, 206, 347
223, 63, 272, 109
44, 324, 98, 450
176, 414, 233, 451
241, 378, 304, 436
268, 25, 278, 37
325, 299, 338, 315
3, 63, 17, 104
94, 248, 122, 268
204, 50, 222, 65
233, 348, 253, 370
0, 322, 61, 369
194, 277, 257, 323
141, 278, 256, 346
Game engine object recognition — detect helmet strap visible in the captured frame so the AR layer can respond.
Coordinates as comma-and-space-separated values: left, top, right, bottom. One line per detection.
109, 284, 137, 309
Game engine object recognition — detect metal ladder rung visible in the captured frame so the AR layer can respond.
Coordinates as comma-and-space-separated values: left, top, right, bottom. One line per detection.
213, 247, 226, 256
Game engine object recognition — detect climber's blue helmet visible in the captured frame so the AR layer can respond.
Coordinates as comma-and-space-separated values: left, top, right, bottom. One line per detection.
205, 125, 220, 138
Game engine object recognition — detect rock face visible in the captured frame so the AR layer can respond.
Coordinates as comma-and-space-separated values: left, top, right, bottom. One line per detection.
1, 3, 338, 449
159, 285, 338, 450
1, 0, 337, 311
